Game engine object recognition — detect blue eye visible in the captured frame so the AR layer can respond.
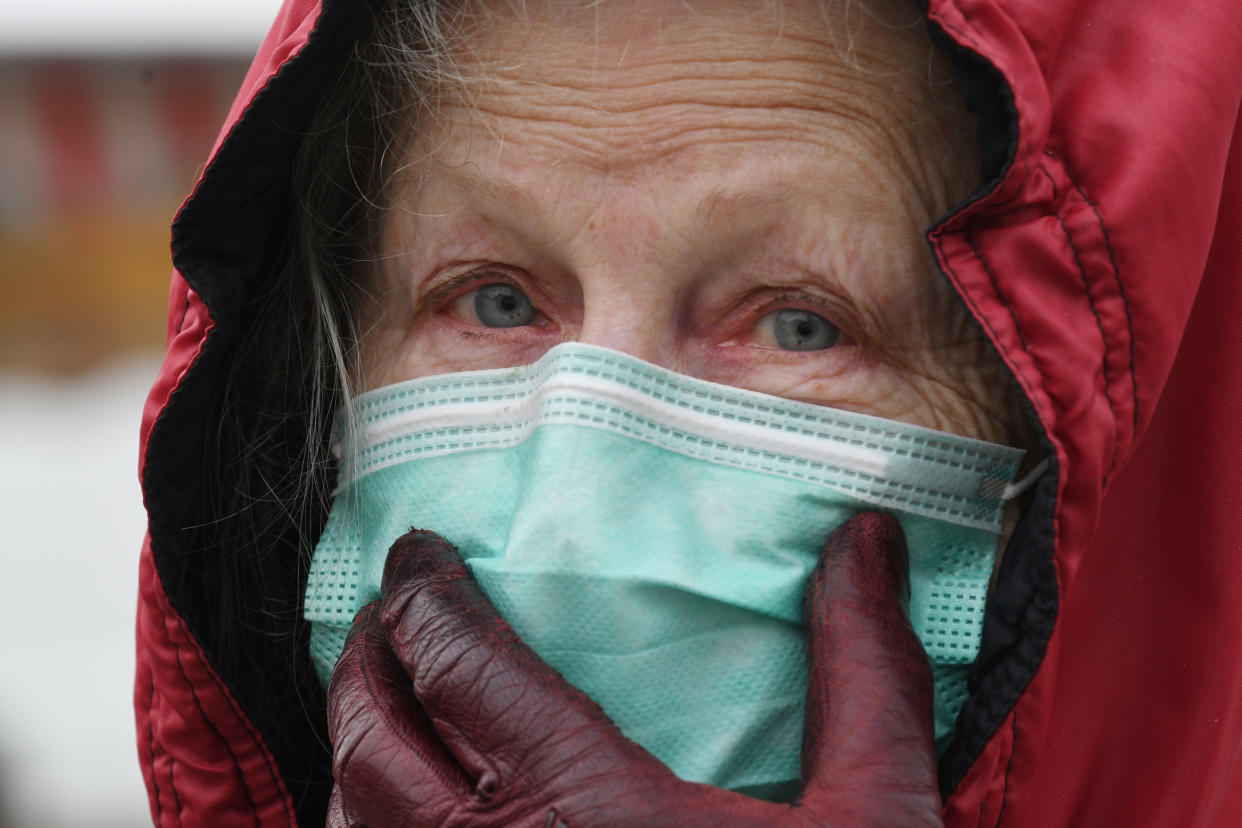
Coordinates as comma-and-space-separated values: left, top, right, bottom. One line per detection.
769, 309, 839, 351
474, 283, 538, 327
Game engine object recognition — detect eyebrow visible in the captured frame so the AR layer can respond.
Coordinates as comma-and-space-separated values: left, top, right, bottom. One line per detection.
427, 163, 794, 245
426, 163, 544, 223
694, 187, 787, 238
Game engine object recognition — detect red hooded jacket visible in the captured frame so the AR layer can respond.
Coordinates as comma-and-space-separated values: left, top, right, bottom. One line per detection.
135, 0, 1242, 824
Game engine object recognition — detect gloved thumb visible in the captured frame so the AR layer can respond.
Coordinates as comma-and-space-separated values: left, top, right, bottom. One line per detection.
797, 512, 941, 824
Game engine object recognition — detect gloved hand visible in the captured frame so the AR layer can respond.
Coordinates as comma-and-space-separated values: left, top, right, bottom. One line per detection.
325, 512, 942, 827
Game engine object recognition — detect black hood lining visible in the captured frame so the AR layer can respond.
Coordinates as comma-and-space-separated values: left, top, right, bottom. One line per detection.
143, 1, 380, 824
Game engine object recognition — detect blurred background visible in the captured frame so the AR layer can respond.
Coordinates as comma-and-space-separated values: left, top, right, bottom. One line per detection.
1, 3, 277, 825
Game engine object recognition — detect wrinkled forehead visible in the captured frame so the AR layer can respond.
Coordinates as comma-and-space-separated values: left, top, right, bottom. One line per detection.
395, 0, 976, 203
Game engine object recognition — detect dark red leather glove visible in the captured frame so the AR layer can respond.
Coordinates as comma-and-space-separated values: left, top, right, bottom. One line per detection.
326, 512, 942, 827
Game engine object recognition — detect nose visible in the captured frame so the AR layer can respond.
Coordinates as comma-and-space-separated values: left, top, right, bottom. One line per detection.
575, 274, 678, 369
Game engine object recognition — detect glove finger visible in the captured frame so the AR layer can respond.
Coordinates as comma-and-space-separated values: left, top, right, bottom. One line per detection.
327, 602, 470, 827
378, 529, 663, 805
798, 512, 941, 821
325, 784, 364, 828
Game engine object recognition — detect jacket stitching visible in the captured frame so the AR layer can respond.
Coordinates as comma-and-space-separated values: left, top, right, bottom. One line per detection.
175, 294, 191, 335
1038, 167, 1119, 477
938, 246, 1049, 818
1047, 150, 1139, 432
171, 608, 296, 827
170, 757, 184, 828
931, 12, 982, 51
929, 8, 1041, 822
964, 228, 1030, 353
995, 709, 1018, 827
147, 676, 165, 827
939, 247, 1047, 436
164, 604, 263, 827
938, 255, 1014, 381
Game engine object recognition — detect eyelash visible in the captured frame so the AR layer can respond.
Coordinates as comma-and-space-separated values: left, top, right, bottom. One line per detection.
427, 268, 556, 342
752, 292, 839, 319
426, 269, 520, 307
733, 290, 852, 339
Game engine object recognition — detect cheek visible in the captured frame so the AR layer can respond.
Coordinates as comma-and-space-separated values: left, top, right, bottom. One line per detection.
711, 345, 1011, 444
697, 344, 904, 420
362, 317, 558, 389
698, 347, 856, 399
870, 347, 1014, 443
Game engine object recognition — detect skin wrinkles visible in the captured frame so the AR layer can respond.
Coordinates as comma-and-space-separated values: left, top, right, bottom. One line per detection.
360, 0, 1017, 448
447, 2, 968, 203
458, 57, 948, 200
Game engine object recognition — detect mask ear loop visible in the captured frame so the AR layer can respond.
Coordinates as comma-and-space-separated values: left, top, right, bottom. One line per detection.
1001, 457, 1052, 501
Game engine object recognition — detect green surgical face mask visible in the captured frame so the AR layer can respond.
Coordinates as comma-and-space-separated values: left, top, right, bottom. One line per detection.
305, 343, 1028, 800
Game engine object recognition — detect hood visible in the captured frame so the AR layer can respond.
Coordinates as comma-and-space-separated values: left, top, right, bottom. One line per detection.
135, 0, 1242, 825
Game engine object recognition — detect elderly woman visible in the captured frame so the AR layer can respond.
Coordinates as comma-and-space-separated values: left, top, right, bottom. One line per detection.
135, 0, 1242, 825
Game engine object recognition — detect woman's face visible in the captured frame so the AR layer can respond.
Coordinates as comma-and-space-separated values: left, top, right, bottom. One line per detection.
362, 0, 1014, 445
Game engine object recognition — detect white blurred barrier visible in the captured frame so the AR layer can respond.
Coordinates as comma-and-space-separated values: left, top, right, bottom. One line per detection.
0, 2, 278, 56
0, 354, 161, 827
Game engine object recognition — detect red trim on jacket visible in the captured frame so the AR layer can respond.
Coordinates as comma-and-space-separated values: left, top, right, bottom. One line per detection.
136, 535, 297, 826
